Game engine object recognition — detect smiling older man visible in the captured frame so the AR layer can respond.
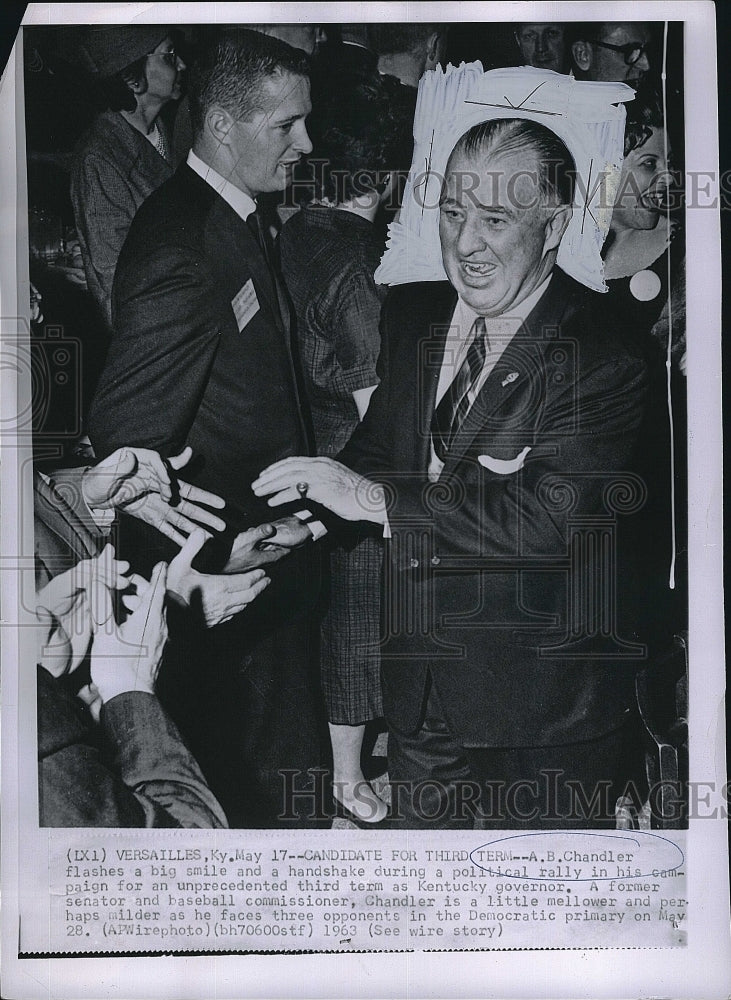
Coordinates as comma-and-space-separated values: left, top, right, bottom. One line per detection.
254, 115, 652, 830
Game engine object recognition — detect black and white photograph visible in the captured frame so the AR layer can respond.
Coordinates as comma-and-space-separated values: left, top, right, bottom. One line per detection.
0, 2, 726, 996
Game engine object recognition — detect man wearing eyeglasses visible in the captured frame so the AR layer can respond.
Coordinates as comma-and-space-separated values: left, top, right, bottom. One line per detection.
570, 22, 652, 88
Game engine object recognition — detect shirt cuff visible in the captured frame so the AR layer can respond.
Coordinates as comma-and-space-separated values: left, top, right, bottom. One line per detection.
86, 504, 116, 533
44, 468, 114, 536
293, 508, 328, 541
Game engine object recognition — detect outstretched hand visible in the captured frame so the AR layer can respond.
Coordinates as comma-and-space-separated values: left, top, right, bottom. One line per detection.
90, 562, 169, 702
82, 446, 227, 545
252, 457, 386, 525
35, 543, 130, 675
168, 529, 271, 627
223, 516, 314, 573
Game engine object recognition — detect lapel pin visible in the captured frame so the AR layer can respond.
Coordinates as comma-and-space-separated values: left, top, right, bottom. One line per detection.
501, 372, 519, 387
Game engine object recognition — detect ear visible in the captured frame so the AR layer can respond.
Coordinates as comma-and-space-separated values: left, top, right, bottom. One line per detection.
120, 68, 146, 95
571, 39, 592, 72
205, 105, 236, 147
543, 203, 572, 254
425, 30, 446, 69
377, 171, 395, 205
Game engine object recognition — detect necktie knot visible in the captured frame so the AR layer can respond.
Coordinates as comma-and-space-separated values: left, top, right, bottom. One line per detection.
470, 315, 490, 364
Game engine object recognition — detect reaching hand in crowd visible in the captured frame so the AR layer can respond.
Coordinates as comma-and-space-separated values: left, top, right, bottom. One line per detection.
81, 445, 227, 544
168, 529, 271, 627
35, 542, 130, 675
89, 560, 169, 702
253, 456, 387, 525
223, 516, 314, 573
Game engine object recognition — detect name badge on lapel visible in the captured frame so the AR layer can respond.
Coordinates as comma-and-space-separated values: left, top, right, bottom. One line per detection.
231, 279, 260, 332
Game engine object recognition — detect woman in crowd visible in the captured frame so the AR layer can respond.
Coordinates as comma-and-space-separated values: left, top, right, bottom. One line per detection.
279, 71, 416, 826
70, 26, 185, 330
603, 88, 687, 660
603, 88, 685, 371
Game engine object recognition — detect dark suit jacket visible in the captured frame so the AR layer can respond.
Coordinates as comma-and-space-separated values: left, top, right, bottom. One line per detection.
342, 269, 651, 747
38, 666, 227, 828
88, 162, 309, 518
86, 164, 317, 631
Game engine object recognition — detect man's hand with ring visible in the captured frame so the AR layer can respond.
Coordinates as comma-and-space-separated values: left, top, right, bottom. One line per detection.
252, 457, 387, 525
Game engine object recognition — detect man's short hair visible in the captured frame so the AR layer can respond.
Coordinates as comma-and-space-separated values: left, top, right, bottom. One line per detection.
571, 22, 606, 44
450, 118, 576, 206
188, 28, 310, 139
369, 23, 444, 56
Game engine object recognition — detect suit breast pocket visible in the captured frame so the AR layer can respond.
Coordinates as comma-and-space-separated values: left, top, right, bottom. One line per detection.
477, 445, 531, 475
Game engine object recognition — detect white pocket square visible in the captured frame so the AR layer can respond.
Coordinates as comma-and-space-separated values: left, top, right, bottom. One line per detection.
478, 446, 531, 474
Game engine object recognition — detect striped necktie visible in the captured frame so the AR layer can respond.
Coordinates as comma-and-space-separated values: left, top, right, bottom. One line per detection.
431, 316, 490, 462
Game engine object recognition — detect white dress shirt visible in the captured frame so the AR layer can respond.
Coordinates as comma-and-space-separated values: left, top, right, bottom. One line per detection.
186, 150, 257, 222
428, 275, 552, 481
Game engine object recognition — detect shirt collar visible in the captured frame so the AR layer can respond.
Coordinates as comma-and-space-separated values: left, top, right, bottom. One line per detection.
454, 273, 553, 342
187, 149, 257, 223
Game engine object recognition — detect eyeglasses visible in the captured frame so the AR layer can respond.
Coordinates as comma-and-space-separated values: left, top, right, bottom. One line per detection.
149, 49, 178, 66
591, 39, 649, 66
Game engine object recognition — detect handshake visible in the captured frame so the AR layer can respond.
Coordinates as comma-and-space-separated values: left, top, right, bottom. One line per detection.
77, 443, 315, 627
35, 444, 317, 718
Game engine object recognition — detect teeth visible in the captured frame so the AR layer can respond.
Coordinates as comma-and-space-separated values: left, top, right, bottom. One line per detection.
642, 192, 664, 210
463, 262, 494, 275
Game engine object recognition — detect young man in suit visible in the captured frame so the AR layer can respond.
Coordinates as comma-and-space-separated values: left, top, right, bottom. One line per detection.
254, 118, 652, 829
87, 31, 328, 827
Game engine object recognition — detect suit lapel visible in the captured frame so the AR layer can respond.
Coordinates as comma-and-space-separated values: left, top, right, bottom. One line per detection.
443, 270, 582, 468
179, 165, 284, 333
180, 166, 311, 452
210, 196, 284, 334
413, 284, 458, 471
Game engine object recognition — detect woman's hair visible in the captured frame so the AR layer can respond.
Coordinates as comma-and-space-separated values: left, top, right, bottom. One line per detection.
297, 69, 417, 204
623, 86, 664, 156
95, 55, 149, 112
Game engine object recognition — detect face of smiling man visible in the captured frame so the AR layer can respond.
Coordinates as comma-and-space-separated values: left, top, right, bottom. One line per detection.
439, 145, 572, 316
228, 70, 312, 199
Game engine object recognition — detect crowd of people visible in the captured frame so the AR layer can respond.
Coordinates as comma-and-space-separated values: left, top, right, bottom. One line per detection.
27, 20, 687, 830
